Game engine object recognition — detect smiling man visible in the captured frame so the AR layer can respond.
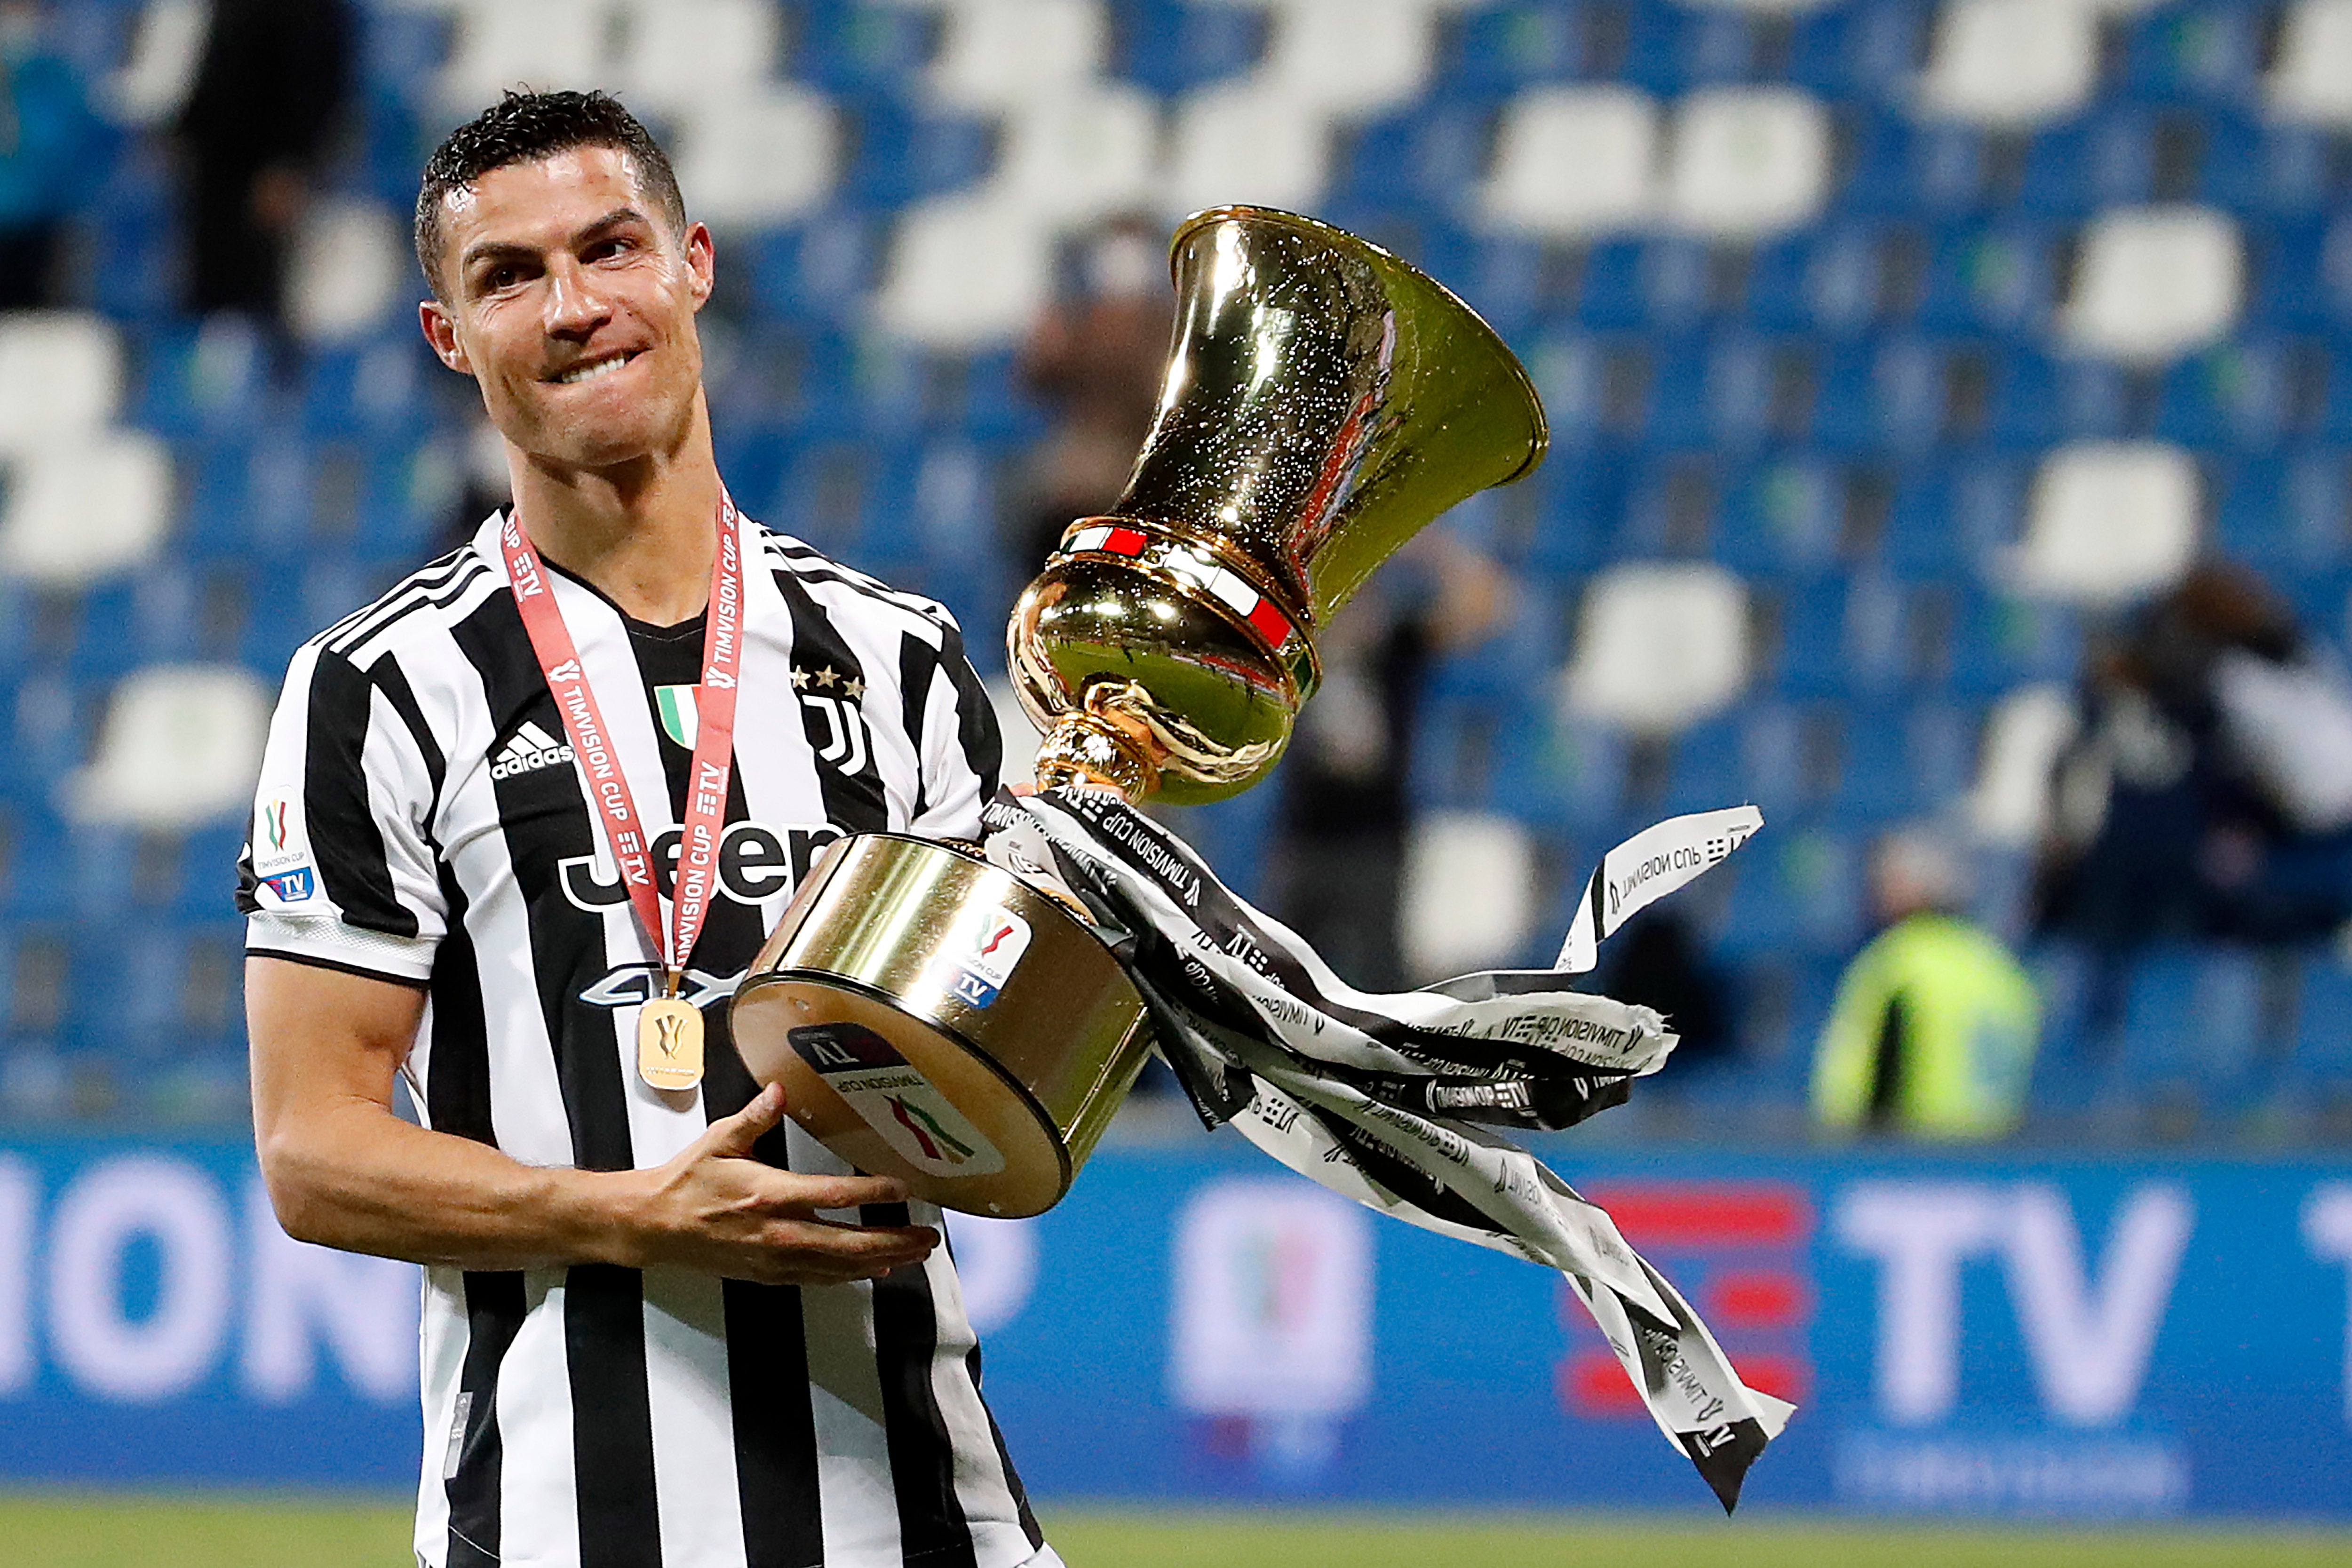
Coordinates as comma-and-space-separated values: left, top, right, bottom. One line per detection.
237, 92, 1046, 1568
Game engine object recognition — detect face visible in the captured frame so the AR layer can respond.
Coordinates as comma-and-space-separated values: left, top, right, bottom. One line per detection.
420, 147, 713, 473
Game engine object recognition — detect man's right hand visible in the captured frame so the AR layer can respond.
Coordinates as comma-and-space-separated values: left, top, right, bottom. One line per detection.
615, 1083, 940, 1286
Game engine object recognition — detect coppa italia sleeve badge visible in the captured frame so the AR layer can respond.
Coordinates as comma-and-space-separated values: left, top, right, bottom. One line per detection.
941, 905, 1032, 1009
252, 794, 320, 908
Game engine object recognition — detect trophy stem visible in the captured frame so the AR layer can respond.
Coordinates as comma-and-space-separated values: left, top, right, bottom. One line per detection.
1033, 713, 1155, 802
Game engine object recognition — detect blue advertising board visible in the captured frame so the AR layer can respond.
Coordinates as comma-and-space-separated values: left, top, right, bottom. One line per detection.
0, 1132, 2348, 1518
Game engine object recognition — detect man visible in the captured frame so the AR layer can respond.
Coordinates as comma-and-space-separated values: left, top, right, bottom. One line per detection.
238, 91, 1049, 1568
1811, 828, 2040, 1140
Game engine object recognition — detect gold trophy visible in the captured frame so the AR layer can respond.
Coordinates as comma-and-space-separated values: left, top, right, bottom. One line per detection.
730, 207, 1548, 1216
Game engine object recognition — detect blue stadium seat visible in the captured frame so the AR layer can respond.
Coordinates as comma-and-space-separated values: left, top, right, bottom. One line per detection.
1439, 2, 1575, 94
794, 0, 941, 94
1716, 456, 1842, 577
1712, 823, 1862, 958
1114, 0, 1265, 95
2117, 944, 2269, 1130
2285, 953, 2352, 1115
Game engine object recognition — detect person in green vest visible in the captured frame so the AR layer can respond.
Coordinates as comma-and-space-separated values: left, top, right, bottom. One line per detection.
1812, 828, 2041, 1139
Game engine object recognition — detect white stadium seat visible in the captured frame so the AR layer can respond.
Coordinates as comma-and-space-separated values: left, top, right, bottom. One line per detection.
1969, 683, 2079, 847
1563, 562, 1750, 732
105, 0, 208, 126
1400, 811, 1539, 981
439, 0, 615, 118
991, 85, 1160, 227
2267, 0, 2352, 127
930, 0, 1109, 114
670, 87, 838, 231
612, 0, 782, 120
1916, 0, 2098, 128
0, 433, 172, 587
1260, 0, 1435, 118
1664, 87, 1830, 239
287, 198, 409, 345
1163, 82, 1331, 219
1480, 87, 1661, 239
0, 313, 122, 457
68, 665, 271, 831
2059, 206, 2242, 365
2012, 442, 2200, 607
874, 194, 1055, 350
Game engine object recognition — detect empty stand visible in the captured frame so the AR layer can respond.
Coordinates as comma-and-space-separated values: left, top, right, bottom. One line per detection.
2, 0, 2346, 1142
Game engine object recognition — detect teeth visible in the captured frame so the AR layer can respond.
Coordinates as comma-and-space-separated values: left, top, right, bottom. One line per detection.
556, 354, 630, 385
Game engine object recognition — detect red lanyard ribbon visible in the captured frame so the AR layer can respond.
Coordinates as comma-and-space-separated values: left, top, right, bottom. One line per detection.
501, 499, 745, 993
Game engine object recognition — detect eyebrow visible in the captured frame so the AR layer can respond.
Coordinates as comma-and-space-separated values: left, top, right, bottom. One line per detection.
456, 207, 656, 279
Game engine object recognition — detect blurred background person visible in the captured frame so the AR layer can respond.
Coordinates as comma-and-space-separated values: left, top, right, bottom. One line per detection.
1813, 827, 2039, 1140
1266, 530, 1505, 992
0, 0, 102, 310
2034, 561, 2352, 955
1012, 215, 1172, 570
174, 0, 353, 332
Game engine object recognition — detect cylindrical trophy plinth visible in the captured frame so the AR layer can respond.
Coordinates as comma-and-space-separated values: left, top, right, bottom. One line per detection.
732, 835, 1152, 1217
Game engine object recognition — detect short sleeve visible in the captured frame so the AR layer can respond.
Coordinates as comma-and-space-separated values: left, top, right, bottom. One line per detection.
904, 618, 1003, 844
238, 640, 446, 987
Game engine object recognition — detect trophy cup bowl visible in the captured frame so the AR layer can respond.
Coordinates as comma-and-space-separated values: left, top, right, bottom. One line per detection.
731, 207, 1548, 1215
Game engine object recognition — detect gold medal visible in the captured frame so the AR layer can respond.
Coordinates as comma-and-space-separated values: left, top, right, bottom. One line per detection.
637, 995, 705, 1091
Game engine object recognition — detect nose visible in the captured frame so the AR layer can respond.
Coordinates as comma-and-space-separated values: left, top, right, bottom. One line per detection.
543, 255, 612, 343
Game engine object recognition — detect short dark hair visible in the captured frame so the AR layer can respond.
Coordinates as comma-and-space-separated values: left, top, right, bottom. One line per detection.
414, 89, 686, 299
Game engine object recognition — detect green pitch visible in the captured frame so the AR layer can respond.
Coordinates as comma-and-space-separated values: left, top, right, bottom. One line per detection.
5, 1497, 2352, 1567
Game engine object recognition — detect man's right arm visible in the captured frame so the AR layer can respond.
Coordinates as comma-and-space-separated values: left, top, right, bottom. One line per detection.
247, 955, 937, 1285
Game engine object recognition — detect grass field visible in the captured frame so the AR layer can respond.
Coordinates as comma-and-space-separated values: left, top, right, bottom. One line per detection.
6, 1498, 2352, 1568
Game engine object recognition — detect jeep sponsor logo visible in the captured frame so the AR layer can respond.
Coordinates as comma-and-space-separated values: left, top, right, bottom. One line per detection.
559, 821, 842, 912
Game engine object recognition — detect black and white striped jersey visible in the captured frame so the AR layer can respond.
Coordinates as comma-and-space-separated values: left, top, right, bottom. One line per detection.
238, 513, 1047, 1568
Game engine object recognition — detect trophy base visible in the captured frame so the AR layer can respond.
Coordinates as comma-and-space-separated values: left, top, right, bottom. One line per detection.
730, 834, 1154, 1218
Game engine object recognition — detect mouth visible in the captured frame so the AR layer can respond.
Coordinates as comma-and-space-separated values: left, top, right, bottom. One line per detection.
547, 350, 641, 386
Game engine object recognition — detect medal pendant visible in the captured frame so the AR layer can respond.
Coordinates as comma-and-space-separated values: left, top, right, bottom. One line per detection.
637, 997, 706, 1091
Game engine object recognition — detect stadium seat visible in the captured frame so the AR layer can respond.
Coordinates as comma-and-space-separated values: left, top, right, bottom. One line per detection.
1562, 560, 1750, 732
0, 433, 174, 588
2118, 944, 2269, 1137
1258, 0, 1436, 119
2057, 206, 2243, 365
1914, 0, 2098, 129
65, 665, 270, 832
930, 0, 1110, 113
872, 194, 1056, 350
286, 197, 410, 346
610, 0, 782, 120
1163, 80, 1331, 216
1480, 87, 1661, 239
1663, 87, 1832, 238
2266, 0, 2352, 127
989, 84, 1161, 226
104, 0, 207, 127
1399, 809, 1538, 980
436, 0, 612, 119
669, 86, 840, 231
2009, 441, 2199, 607
0, 313, 124, 457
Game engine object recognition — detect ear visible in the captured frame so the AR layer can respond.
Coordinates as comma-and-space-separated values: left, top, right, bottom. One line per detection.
683, 222, 715, 312
419, 298, 472, 376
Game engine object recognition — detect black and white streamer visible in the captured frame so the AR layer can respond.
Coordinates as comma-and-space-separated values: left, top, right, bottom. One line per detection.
980, 787, 1790, 1511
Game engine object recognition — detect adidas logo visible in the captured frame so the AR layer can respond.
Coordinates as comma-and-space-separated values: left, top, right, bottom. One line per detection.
491, 721, 574, 780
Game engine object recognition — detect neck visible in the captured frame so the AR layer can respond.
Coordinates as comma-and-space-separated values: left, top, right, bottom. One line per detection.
508, 393, 724, 626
